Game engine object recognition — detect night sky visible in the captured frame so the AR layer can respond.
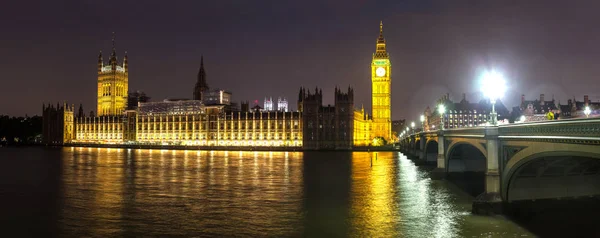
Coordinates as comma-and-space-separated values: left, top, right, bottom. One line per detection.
2, 0, 600, 122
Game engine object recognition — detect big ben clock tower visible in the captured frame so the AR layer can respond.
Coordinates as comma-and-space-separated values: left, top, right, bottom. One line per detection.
371, 21, 391, 141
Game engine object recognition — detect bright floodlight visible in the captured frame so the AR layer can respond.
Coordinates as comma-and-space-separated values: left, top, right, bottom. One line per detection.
420, 115, 425, 122
480, 70, 506, 103
584, 106, 591, 118
431, 125, 435, 129
411, 122, 415, 128
438, 104, 446, 115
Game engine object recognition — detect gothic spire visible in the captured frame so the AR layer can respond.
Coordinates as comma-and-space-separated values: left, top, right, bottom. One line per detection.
374, 21, 389, 58
98, 50, 103, 73
197, 56, 207, 88
193, 55, 209, 100
110, 32, 117, 65
123, 51, 128, 71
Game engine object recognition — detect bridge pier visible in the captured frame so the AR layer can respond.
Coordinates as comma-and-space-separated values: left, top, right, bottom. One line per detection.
418, 134, 426, 160
431, 131, 446, 180
473, 126, 503, 215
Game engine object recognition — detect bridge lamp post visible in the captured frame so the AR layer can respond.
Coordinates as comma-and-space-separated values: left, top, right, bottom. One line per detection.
480, 70, 507, 126
411, 121, 415, 134
420, 114, 425, 131
584, 106, 591, 118
438, 104, 446, 130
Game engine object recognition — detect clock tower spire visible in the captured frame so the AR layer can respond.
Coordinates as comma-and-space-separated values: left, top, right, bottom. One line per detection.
371, 21, 392, 141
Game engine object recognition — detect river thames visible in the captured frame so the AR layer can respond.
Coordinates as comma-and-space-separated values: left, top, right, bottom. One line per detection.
1, 146, 584, 237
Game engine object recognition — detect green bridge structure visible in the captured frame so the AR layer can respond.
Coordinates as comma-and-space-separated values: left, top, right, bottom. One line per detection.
399, 118, 600, 215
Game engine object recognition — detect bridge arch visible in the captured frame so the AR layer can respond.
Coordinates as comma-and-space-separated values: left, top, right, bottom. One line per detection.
444, 140, 488, 196
503, 144, 600, 202
424, 139, 438, 163
445, 140, 487, 172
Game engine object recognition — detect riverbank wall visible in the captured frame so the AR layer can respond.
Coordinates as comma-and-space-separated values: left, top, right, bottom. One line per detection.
38, 143, 401, 152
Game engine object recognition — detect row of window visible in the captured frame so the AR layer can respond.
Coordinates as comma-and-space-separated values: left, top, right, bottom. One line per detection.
137, 133, 301, 141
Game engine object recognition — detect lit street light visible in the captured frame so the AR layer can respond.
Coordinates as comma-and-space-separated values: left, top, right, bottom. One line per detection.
584, 106, 591, 118
411, 121, 415, 134
438, 104, 446, 130
420, 114, 425, 131
481, 70, 507, 126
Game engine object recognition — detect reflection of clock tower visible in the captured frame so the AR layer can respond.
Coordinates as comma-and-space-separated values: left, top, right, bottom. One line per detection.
371, 21, 391, 141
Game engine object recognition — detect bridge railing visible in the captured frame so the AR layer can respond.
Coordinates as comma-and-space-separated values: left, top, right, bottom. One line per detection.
401, 117, 600, 141
498, 117, 600, 141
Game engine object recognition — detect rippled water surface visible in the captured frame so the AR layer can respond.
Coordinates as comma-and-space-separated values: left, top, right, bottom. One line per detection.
0, 147, 534, 237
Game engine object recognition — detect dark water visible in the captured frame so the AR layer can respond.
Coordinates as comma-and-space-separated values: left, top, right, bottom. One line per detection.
0, 147, 537, 237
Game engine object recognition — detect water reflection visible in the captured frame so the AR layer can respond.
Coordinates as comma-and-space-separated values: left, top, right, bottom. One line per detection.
0, 147, 536, 236
60, 148, 304, 236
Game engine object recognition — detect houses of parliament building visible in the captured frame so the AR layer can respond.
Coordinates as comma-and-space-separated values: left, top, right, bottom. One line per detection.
43, 23, 392, 149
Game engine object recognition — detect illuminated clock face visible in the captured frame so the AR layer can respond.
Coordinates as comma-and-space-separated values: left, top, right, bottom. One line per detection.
376, 67, 386, 77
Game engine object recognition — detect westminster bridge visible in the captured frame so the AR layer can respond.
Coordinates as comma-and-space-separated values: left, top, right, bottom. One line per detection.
399, 118, 600, 215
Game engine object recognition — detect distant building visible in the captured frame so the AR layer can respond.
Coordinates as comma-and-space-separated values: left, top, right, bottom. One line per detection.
299, 87, 354, 150
204, 89, 232, 105
264, 97, 274, 111
127, 91, 150, 110
426, 93, 509, 129
277, 97, 288, 112
519, 94, 558, 116
42, 103, 74, 144
558, 95, 600, 118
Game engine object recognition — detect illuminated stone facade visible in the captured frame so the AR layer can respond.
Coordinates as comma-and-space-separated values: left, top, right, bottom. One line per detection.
353, 106, 373, 146
67, 50, 303, 148
370, 22, 392, 141
134, 100, 302, 147
74, 115, 124, 143
353, 21, 392, 146
45, 25, 397, 149
97, 34, 128, 116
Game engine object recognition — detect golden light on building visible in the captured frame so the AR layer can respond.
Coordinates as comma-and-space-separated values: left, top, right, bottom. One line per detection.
97, 33, 128, 116
370, 21, 392, 141
353, 21, 392, 146
49, 23, 396, 149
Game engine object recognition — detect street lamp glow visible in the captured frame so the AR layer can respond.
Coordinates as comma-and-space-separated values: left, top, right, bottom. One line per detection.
420, 115, 425, 122
520, 115, 526, 123
584, 106, 591, 118
480, 70, 506, 104
438, 104, 446, 130
411, 122, 415, 128
480, 70, 507, 126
